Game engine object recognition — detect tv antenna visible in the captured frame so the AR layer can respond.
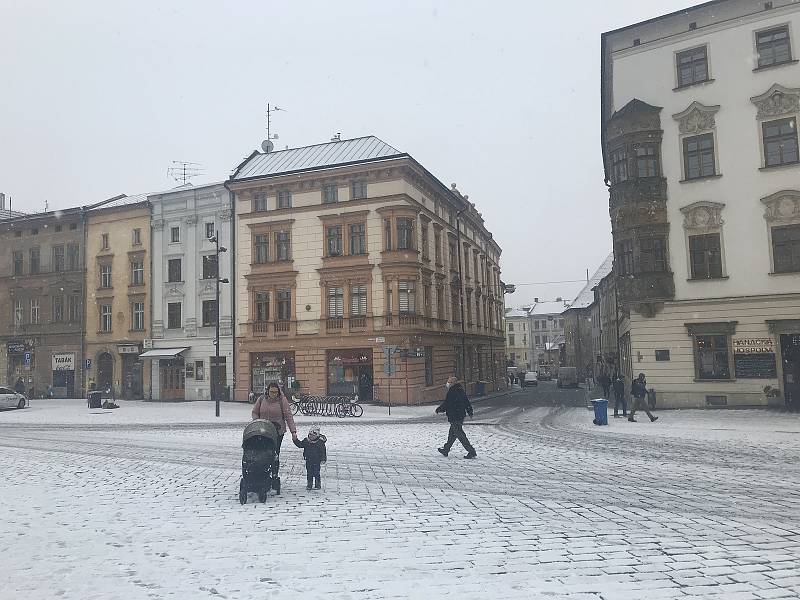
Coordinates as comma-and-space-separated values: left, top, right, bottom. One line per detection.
167, 161, 203, 184
261, 102, 285, 153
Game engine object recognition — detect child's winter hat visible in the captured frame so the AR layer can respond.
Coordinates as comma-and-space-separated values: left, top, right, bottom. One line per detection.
308, 425, 321, 440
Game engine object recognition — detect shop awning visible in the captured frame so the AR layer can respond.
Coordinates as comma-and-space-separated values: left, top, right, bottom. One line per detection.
138, 347, 189, 359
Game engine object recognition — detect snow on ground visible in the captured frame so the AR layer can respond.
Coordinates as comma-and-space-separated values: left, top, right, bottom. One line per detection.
2, 402, 800, 599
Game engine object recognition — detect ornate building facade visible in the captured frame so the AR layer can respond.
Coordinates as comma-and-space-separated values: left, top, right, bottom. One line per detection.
602, 0, 800, 408
228, 136, 507, 404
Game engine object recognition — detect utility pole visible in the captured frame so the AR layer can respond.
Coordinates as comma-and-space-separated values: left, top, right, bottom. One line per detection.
209, 231, 229, 417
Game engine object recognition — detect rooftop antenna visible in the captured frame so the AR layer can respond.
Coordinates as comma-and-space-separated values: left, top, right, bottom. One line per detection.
262, 102, 284, 153
167, 161, 203, 184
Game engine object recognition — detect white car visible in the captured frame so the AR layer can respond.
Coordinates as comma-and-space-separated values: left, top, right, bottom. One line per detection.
0, 387, 27, 409
523, 372, 538, 387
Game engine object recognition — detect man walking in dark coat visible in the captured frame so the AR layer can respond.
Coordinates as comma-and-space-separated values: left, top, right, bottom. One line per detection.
612, 373, 627, 418
436, 376, 477, 459
629, 373, 657, 423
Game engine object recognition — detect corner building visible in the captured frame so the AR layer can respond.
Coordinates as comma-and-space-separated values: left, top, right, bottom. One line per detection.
602, 0, 800, 408
229, 136, 507, 403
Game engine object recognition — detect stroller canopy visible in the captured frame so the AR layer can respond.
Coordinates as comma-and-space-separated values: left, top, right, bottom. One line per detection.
242, 419, 279, 447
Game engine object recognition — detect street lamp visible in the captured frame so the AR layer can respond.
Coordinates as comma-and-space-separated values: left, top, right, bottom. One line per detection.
208, 232, 229, 417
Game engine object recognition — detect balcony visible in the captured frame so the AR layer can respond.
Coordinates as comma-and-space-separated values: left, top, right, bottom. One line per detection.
349, 315, 366, 329
250, 320, 293, 337
399, 314, 417, 326
326, 317, 344, 332
616, 271, 675, 306
609, 177, 667, 211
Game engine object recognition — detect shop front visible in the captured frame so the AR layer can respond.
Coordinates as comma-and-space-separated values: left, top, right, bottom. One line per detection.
118, 344, 143, 399
6, 340, 32, 394
327, 348, 373, 400
51, 352, 76, 398
251, 352, 296, 393
139, 347, 188, 401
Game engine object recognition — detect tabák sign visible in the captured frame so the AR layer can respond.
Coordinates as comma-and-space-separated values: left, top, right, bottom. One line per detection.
52, 353, 76, 371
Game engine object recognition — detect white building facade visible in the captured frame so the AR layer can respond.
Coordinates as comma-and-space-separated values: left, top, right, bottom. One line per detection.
145, 183, 234, 401
505, 308, 531, 369
602, 0, 800, 408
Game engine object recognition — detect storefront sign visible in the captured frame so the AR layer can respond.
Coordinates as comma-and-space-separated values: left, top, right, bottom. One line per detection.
7, 341, 26, 354
52, 353, 75, 371
118, 345, 140, 355
733, 338, 774, 354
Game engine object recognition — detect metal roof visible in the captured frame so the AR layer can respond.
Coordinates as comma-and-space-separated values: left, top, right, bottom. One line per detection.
568, 253, 614, 310
505, 308, 529, 319
527, 301, 570, 317
231, 136, 405, 181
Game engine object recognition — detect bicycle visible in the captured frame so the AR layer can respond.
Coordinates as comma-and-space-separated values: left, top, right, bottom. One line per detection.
336, 396, 363, 418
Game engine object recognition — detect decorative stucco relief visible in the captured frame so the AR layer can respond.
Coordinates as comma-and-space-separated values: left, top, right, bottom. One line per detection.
680, 201, 726, 231
750, 84, 800, 120
761, 190, 800, 223
151, 219, 164, 231
672, 101, 720, 134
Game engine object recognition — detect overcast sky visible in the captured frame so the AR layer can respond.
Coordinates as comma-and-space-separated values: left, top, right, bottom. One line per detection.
0, 0, 696, 306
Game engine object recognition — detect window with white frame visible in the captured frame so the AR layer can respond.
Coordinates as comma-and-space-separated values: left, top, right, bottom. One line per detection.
132, 302, 145, 331
327, 287, 344, 318
350, 285, 367, 316
13, 300, 23, 325
170, 226, 180, 243
100, 264, 112, 288
398, 281, 416, 314
100, 304, 112, 332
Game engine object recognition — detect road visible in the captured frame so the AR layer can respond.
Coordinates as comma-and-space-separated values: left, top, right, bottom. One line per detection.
1, 385, 799, 599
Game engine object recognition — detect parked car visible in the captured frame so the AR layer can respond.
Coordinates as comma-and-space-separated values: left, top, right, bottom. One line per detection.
537, 370, 553, 381
557, 367, 578, 389
0, 386, 27, 409
523, 372, 538, 387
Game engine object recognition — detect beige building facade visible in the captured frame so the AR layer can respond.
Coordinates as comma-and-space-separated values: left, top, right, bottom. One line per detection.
84, 197, 152, 399
229, 136, 507, 404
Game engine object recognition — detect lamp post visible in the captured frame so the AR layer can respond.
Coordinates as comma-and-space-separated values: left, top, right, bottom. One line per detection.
209, 231, 229, 417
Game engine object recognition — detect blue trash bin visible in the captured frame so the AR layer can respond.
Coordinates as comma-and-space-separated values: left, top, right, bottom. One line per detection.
591, 399, 609, 426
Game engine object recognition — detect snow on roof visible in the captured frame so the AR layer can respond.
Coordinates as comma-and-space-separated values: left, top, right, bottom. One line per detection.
568, 252, 614, 310
505, 308, 529, 319
527, 301, 570, 316
231, 136, 405, 181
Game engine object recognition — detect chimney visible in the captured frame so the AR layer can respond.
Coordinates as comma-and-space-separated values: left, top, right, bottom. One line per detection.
534, 297, 539, 303
0, 193, 5, 211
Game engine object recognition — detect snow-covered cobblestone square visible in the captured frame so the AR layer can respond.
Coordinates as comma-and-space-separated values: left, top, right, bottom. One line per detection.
2, 396, 800, 599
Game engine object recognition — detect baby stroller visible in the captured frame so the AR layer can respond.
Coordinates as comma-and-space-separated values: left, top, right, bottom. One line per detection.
239, 419, 280, 504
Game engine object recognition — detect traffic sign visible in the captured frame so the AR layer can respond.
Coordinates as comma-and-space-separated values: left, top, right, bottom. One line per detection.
23, 352, 31, 366
86, 359, 92, 370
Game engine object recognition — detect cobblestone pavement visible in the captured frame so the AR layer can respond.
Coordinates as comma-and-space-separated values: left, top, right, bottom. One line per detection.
1, 386, 799, 600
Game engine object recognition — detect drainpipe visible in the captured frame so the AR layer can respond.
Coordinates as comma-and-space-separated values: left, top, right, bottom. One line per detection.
455, 206, 467, 380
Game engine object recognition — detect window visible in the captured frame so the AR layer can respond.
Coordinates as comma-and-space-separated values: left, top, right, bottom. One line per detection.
68, 295, 80, 322
202, 255, 217, 279
618, 239, 634, 275
132, 302, 145, 331
205, 223, 215, 240
509, 334, 515, 346
254, 194, 268, 212
423, 284, 432, 316
67, 244, 79, 270
276, 231, 291, 261
448, 241, 456, 267
255, 292, 270, 322
421, 223, 429, 260
434, 231, 442, 263
610, 147, 628, 183
399, 281, 416, 314
55, 225, 62, 232
636, 145, 660, 177
202, 300, 218, 327
131, 261, 144, 285
772, 224, 800, 273
100, 304, 112, 332
132, 228, 141, 245
12, 251, 22, 275
676, 45, 708, 87
463, 247, 470, 278
351, 181, 367, 200
168, 258, 182, 283
559, 319, 565, 328
100, 264, 112, 288
639, 237, 667, 273
323, 185, 338, 204
508, 322, 514, 332
425, 347, 434, 386
689, 233, 723, 279
170, 226, 180, 243
534, 320, 539, 330
683, 133, 716, 179
29, 248, 39, 274
254, 234, 269, 264
101, 233, 109, 250
384, 219, 393, 251
695, 335, 730, 379
327, 226, 342, 257
349, 223, 366, 255
31, 228, 38, 235
167, 302, 182, 329
277, 289, 291, 321
543, 334, 549, 345
350, 284, 367, 316
327, 287, 344, 318
13, 300, 23, 325
52, 295, 64, 322
70, 223, 77, 230
757, 26, 792, 68
30, 299, 40, 324
535, 335, 540, 346
277, 190, 292, 209
763, 118, 798, 167
53, 246, 65, 272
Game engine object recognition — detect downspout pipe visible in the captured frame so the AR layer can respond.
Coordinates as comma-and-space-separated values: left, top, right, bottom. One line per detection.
455, 205, 468, 381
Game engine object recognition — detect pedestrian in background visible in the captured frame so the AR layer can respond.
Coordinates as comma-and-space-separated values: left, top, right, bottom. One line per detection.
599, 373, 612, 399
436, 376, 477, 459
629, 373, 658, 423
612, 373, 627, 418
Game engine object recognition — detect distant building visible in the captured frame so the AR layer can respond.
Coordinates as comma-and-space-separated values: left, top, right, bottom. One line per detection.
602, 1, 800, 407
504, 308, 530, 369
527, 299, 569, 371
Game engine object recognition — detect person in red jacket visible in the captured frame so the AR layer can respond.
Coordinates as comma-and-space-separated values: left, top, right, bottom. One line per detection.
435, 376, 477, 459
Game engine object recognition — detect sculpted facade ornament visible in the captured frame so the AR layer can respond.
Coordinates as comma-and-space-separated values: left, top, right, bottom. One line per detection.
185, 215, 198, 226
680, 201, 726, 230
750, 84, 800, 120
219, 208, 233, 222
761, 190, 800, 223
672, 101, 720, 134
152, 219, 164, 231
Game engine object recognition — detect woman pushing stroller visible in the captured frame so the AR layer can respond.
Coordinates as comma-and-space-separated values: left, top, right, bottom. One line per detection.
251, 382, 297, 488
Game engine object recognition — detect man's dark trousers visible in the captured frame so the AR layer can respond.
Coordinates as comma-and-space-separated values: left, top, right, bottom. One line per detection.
443, 420, 475, 454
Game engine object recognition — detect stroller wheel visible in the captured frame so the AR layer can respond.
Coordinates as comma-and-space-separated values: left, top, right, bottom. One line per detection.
258, 489, 268, 503
239, 479, 247, 505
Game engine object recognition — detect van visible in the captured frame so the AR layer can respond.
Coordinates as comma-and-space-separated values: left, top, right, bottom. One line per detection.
557, 367, 578, 389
